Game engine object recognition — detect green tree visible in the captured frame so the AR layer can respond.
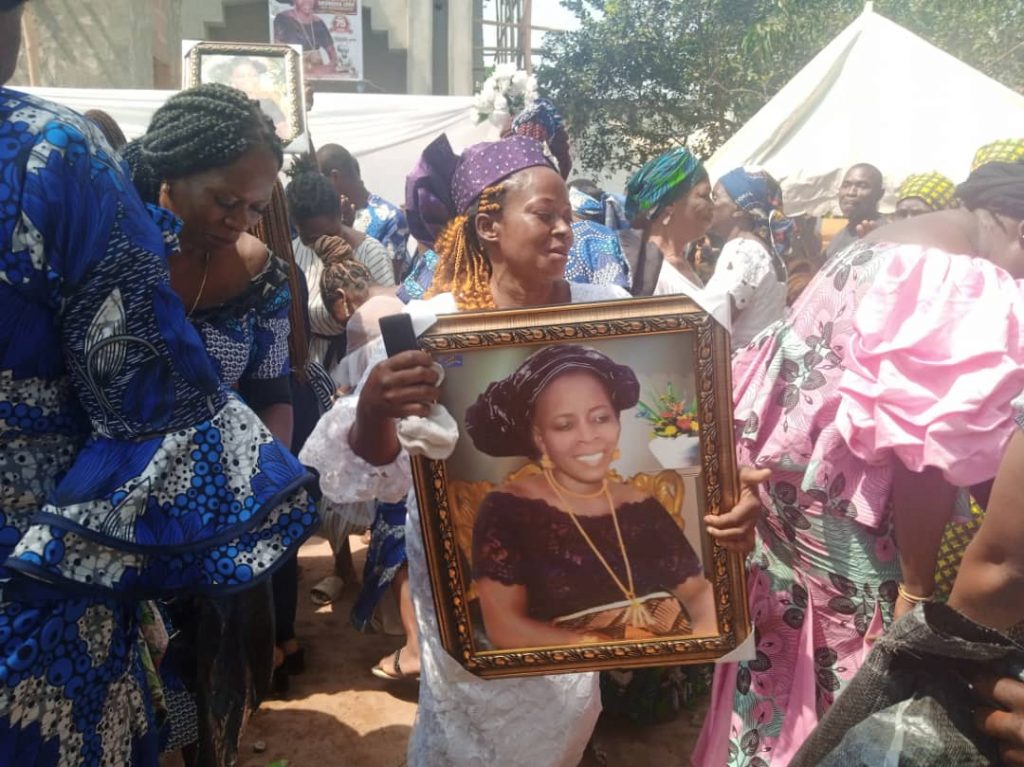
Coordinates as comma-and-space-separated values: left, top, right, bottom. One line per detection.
538, 0, 1024, 175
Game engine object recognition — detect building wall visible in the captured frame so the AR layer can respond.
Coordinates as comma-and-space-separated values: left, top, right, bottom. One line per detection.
208, 0, 407, 93
362, 10, 407, 94
12, 0, 155, 89
8, 0, 469, 95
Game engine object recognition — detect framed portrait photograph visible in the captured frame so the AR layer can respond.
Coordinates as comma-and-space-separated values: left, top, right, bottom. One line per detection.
411, 295, 750, 678
183, 41, 308, 152
269, 0, 364, 82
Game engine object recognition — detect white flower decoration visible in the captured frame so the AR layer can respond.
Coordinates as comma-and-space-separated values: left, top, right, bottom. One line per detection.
471, 65, 539, 126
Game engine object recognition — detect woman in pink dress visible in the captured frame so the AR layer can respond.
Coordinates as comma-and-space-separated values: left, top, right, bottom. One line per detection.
694, 155, 1024, 765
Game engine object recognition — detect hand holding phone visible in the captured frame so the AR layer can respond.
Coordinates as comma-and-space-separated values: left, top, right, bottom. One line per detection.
361, 314, 441, 420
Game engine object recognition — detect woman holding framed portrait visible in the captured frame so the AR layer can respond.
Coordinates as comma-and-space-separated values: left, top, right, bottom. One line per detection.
465, 343, 717, 648
301, 133, 632, 767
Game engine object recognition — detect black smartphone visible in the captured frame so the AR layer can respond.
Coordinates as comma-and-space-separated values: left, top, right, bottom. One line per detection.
379, 313, 420, 357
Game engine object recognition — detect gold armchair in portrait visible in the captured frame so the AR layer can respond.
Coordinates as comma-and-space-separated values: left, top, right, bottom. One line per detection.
449, 465, 689, 640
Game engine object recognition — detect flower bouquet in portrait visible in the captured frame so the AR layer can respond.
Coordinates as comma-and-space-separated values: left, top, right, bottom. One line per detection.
637, 383, 701, 469
471, 62, 539, 131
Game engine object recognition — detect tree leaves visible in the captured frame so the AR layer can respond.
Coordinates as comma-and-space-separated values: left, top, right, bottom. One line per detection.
539, 0, 1024, 175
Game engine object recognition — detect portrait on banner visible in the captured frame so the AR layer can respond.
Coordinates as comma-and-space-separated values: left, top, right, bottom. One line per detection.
269, 0, 363, 81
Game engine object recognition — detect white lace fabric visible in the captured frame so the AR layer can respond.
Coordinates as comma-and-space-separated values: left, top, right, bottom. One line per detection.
301, 285, 629, 766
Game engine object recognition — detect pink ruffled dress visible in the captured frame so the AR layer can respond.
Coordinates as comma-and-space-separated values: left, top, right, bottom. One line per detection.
693, 240, 1024, 766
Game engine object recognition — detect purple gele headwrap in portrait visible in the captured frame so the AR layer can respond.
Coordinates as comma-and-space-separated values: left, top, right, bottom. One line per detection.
405, 133, 552, 246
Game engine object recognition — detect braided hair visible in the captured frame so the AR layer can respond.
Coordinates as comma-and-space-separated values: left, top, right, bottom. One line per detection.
320, 254, 374, 310
123, 83, 283, 204
311, 233, 354, 265
426, 184, 508, 311
285, 154, 341, 222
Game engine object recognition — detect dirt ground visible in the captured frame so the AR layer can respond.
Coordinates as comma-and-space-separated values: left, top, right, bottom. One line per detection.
237, 536, 707, 767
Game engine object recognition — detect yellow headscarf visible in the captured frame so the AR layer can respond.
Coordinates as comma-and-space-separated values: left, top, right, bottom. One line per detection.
896, 172, 957, 211
971, 138, 1024, 172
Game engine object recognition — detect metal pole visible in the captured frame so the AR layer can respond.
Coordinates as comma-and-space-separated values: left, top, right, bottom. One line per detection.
521, 0, 532, 72
20, 4, 41, 86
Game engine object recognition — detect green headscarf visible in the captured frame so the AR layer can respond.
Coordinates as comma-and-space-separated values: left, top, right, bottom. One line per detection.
624, 147, 707, 223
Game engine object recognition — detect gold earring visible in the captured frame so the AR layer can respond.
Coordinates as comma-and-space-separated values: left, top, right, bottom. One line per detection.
662, 214, 672, 226
540, 453, 554, 470
612, 448, 621, 461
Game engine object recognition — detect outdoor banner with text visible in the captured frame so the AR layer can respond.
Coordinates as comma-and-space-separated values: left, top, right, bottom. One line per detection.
269, 0, 363, 82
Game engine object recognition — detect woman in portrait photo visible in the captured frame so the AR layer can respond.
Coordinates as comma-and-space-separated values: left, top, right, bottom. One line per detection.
213, 56, 290, 140
465, 344, 717, 649
273, 0, 338, 77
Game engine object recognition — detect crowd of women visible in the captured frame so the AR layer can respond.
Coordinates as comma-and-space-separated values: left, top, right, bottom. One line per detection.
5, 1, 1024, 764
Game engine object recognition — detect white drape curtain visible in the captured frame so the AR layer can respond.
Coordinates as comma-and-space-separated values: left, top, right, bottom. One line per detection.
18, 87, 499, 204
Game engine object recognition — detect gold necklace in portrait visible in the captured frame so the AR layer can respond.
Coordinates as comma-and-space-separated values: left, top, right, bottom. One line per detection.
543, 467, 653, 630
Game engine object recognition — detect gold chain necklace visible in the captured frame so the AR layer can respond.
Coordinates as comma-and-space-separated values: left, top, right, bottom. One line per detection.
187, 252, 211, 318
545, 469, 607, 499
543, 467, 653, 630
296, 15, 318, 51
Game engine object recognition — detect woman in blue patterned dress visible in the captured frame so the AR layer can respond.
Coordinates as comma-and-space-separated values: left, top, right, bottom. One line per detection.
0, 5, 317, 765
122, 85, 310, 762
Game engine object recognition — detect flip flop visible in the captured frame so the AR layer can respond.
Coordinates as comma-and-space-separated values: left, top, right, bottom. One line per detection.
310, 575, 345, 606
371, 648, 419, 682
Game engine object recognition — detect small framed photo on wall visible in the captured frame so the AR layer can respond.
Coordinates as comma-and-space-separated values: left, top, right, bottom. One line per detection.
183, 41, 308, 153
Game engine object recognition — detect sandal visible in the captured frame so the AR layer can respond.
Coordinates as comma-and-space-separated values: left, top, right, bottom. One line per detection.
310, 575, 345, 606
371, 648, 419, 682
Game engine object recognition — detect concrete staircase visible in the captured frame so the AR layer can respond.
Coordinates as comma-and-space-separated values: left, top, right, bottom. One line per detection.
363, 0, 410, 52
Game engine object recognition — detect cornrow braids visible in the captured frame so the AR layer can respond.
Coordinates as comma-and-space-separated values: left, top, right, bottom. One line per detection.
426, 184, 506, 311
285, 155, 341, 223
285, 152, 320, 179
320, 256, 373, 308
125, 83, 283, 204
311, 234, 354, 265
250, 179, 309, 381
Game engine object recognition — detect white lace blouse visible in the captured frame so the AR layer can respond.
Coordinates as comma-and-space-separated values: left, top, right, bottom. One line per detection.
300, 282, 628, 767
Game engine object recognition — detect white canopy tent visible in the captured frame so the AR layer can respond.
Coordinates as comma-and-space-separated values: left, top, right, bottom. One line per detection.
705, 3, 1024, 215
16, 87, 498, 205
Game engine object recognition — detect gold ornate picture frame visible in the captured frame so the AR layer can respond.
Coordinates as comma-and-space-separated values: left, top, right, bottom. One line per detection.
412, 295, 750, 678
183, 41, 308, 152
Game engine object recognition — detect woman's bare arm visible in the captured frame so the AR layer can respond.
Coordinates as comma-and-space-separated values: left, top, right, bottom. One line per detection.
950, 430, 1024, 629
673, 576, 718, 636
349, 350, 439, 465
475, 578, 595, 649
257, 402, 293, 448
